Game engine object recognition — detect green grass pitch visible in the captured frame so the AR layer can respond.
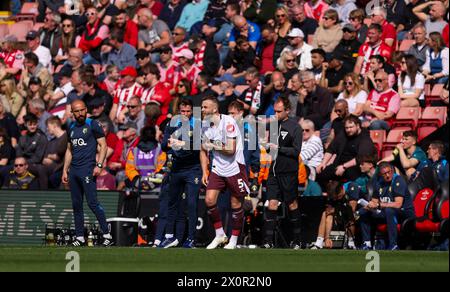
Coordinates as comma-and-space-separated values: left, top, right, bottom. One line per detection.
0, 247, 447, 272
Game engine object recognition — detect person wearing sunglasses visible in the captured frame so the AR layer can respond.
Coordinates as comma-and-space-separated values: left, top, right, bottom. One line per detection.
336, 72, 367, 117
311, 9, 343, 53
358, 162, 415, 250
332, 23, 361, 72
362, 71, 400, 130
1, 157, 39, 190
39, 13, 62, 59
279, 28, 313, 71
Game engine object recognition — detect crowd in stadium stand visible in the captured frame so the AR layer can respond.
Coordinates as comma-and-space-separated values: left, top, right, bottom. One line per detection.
0, 0, 449, 249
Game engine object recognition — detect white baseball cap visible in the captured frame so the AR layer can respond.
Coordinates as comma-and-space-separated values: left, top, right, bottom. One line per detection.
287, 28, 305, 38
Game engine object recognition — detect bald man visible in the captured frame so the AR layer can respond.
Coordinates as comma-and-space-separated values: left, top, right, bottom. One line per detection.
413, 0, 447, 35
62, 100, 113, 246
229, 15, 261, 50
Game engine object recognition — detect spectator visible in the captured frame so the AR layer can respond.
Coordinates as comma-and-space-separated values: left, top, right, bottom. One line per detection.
422, 32, 449, 84
97, 0, 120, 26
362, 71, 400, 130
286, 72, 302, 119
413, 0, 447, 36
229, 15, 261, 50
192, 0, 230, 37
358, 162, 415, 250
97, 117, 118, 165
37, 0, 65, 23
331, 0, 357, 24
291, 4, 318, 37
369, 7, 397, 49
325, 99, 350, 149
159, 0, 187, 31
54, 18, 77, 66
189, 35, 220, 77
169, 79, 192, 117
354, 24, 392, 76
311, 9, 343, 53
157, 46, 178, 91
425, 141, 449, 184
81, 73, 113, 116
222, 37, 257, 79
277, 51, 300, 81
121, 96, 146, 135
76, 6, 110, 65
176, 0, 210, 33
297, 70, 334, 130
238, 67, 263, 115
213, 3, 241, 64
279, 28, 313, 71
55, 48, 84, 85
258, 25, 278, 74
0, 79, 24, 118
39, 13, 62, 60
114, 9, 139, 48
404, 0, 426, 36
336, 72, 367, 117
380, 130, 427, 179
398, 54, 425, 107
333, 23, 361, 72
243, 0, 277, 26
348, 8, 368, 44
385, 0, 408, 38
310, 48, 327, 81
110, 66, 143, 124
135, 49, 151, 78
16, 113, 48, 166
316, 115, 375, 189
304, 0, 330, 22
407, 24, 429, 67
141, 63, 172, 125
25, 30, 52, 69
27, 98, 52, 140
138, 0, 164, 18
320, 52, 349, 95
215, 76, 239, 114
16, 77, 48, 127
1, 157, 39, 190
64, 69, 86, 123
18, 52, 53, 99
188, 72, 217, 107
273, 6, 293, 64
299, 119, 324, 180
47, 67, 73, 113
171, 27, 189, 61
260, 71, 288, 116
0, 128, 14, 167
103, 65, 120, 95
0, 35, 24, 78
363, 55, 396, 92
173, 49, 202, 95
138, 8, 172, 62
101, 28, 137, 70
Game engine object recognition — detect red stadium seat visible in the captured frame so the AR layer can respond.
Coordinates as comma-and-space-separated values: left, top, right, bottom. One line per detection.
418, 106, 447, 127
0, 23, 8, 39
370, 130, 386, 156
424, 84, 445, 106
14, 2, 39, 22
418, 126, 438, 142
398, 39, 415, 52
8, 20, 33, 41
391, 107, 421, 130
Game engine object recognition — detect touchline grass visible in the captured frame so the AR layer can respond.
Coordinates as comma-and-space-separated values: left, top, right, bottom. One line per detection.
0, 247, 447, 272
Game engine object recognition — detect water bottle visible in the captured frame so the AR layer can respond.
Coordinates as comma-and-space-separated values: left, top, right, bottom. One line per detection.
87, 231, 94, 247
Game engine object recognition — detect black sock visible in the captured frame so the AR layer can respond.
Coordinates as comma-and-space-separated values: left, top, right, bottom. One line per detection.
289, 208, 302, 242
264, 209, 277, 243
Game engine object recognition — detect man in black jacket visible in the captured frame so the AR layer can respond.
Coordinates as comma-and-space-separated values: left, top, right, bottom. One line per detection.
262, 97, 303, 249
316, 115, 376, 190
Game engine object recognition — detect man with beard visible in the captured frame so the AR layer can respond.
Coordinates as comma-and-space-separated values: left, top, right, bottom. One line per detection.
62, 99, 113, 247
113, 10, 139, 48
316, 115, 376, 190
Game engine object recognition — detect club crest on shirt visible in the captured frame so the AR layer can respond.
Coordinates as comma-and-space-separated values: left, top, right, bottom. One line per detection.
83, 128, 88, 135
227, 124, 235, 133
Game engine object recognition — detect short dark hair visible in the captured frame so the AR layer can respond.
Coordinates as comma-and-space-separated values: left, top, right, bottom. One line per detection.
275, 96, 291, 111
109, 28, 125, 43
369, 23, 383, 33
369, 54, 385, 65
228, 100, 244, 112
358, 154, 378, 166
311, 48, 326, 59
326, 181, 344, 201
142, 63, 161, 79
378, 161, 393, 174
178, 98, 193, 109
403, 130, 418, 142
343, 114, 361, 127
201, 95, 219, 107
24, 52, 39, 66
198, 72, 212, 85
227, 3, 240, 15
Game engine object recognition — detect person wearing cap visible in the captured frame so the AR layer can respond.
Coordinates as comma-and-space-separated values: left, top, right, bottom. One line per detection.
0, 35, 25, 77
173, 48, 201, 93
278, 27, 313, 71
330, 0, 357, 25
136, 49, 151, 76
26, 30, 52, 69
76, 6, 110, 65
319, 51, 350, 95
110, 66, 143, 123
311, 9, 343, 53
141, 63, 172, 125
332, 23, 361, 72
101, 28, 137, 71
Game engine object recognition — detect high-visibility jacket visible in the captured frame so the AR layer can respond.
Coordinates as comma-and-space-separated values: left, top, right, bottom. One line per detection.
125, 145, 166, 182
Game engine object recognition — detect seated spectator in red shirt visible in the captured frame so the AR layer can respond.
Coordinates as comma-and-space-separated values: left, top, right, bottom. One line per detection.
362, 71, 400, 130
113, 9, 139, 48
369, 7, 397, 49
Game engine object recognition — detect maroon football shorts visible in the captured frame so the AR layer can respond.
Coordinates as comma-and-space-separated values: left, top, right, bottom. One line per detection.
206, 164, 250, 198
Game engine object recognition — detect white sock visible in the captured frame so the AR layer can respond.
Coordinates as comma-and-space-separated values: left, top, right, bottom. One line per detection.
154, 239, 161, 246
228, 235, 238, 246
165, 234, 173, 239
364, 241, 372, 247
348, 237, 355, 247
76, 236, 85, 242
215, 227, 225, 237
103, 233, 112, 239
315, 237, 324, 247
